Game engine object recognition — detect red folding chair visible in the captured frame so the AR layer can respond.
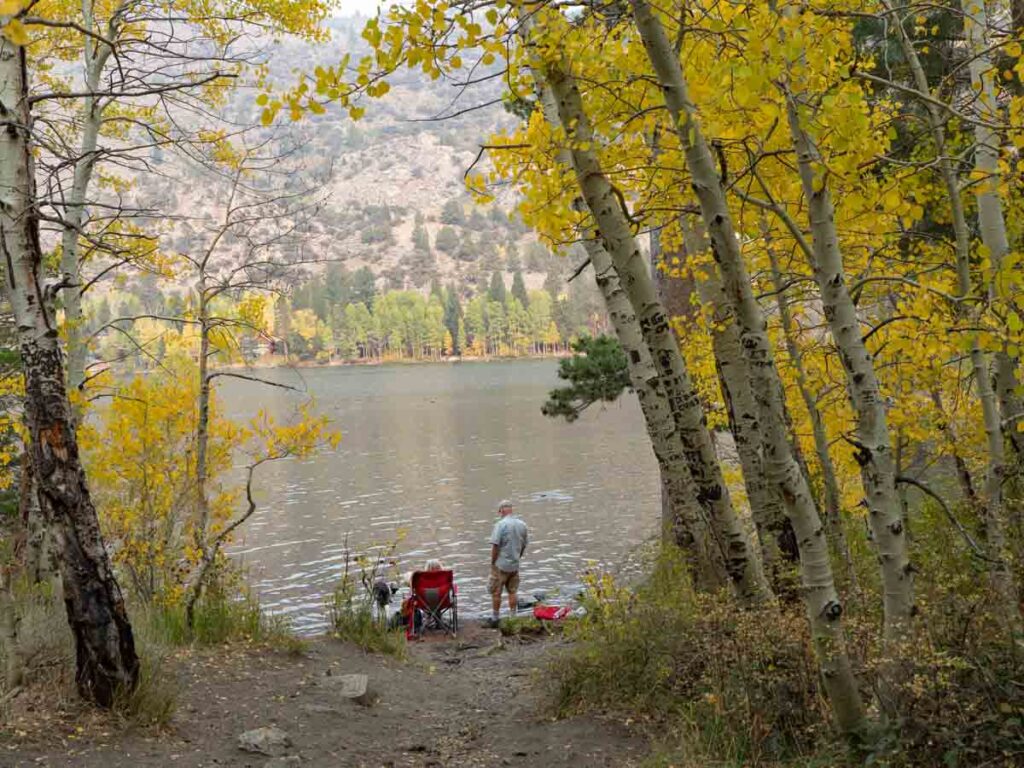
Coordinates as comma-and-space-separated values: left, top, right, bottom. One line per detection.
409, 570, 458, 637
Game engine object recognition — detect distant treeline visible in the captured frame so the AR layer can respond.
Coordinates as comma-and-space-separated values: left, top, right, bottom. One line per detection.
281, 263, 608, 361
82, 263, 610, 366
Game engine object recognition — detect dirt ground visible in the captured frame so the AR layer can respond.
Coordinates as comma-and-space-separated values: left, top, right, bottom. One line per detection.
1, 622, 646, 768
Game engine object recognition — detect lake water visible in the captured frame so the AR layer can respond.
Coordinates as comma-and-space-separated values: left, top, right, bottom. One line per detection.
218, 359, 660, 633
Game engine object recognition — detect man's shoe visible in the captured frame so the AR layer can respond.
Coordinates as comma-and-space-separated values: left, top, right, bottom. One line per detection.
482, 618, 499, 629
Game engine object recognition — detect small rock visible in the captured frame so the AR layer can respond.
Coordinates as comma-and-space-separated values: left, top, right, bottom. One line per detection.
321, 673, 377, 706
238, 726, 292, 756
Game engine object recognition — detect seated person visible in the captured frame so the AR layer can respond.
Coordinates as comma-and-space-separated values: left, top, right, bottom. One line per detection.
396, 558, 456, 636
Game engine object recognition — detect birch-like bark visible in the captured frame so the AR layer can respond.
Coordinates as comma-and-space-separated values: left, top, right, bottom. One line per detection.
61, 2, 119, 394
765, 242, 856, 592
890, 0, 1022, 646
681, 220, 797, 592
0, 35, 138, 706
540, 60, 771, 608
588, 234, 726, 590
627, 0, 866, 734
781, 92, 914, 640
963, 0, 1024, 458
533, 71, 726, 589
185, 282, 213, 629
20, 454, 57, 584
929, 389, 979, 506
0, 578, 22, 690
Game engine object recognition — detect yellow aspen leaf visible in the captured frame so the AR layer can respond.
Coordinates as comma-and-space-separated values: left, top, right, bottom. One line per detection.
882, 189, 901, 210
2, 18, 29, 45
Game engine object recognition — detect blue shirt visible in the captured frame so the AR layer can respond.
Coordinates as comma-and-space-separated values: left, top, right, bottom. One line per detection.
489, 514, 528, 572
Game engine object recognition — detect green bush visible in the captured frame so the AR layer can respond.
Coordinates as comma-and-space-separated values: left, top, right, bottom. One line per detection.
0, 581, 179, 727
113, 648, 178, 728
550, 549, 830, 765
139, 583, 302, 653
554, 500, 1024, 768
851, 498, 1024, 768
326, 576, 406, 659
499, 615, 549, 637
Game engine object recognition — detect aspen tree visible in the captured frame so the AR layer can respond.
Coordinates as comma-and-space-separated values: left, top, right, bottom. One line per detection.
885, 0, 1023, 648
0, 18, 138, 706
527, 70, 726, 587
532, 45, 772, 607
626, 0, 866, 733
775, 11, 915, 642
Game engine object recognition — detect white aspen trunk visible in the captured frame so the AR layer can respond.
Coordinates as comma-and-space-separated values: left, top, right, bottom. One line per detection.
60, 95, 101, 393
680, 220, 797, 592
185, 288, 212, 630
1, 579, 23, 690
0, 34, 138, 706
21, 462, 57, 585
1, 522, 23, 690
540, 59, 771, 608
893, 1, 1023, 647
963, 0, 1024, 457
588, 234, 726, 590
527, 33, 727, 588
764, 240, 856, 592
627, 0, 866, 734
781, 92, 914, 641
61, 2, 116, 395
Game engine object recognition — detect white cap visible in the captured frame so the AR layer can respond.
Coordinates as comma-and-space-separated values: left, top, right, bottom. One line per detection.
498, 499, 513, 511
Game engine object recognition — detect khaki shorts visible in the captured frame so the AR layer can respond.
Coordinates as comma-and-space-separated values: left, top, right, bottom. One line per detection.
488, 567, 520, 597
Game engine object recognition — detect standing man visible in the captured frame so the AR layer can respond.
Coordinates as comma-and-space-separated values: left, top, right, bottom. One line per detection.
485, 499, 528, 628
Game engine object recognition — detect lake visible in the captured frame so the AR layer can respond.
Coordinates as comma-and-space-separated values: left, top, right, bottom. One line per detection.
218, 359, 660, 633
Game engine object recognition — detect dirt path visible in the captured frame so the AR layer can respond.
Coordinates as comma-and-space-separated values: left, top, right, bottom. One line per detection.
3, 623, 645, 767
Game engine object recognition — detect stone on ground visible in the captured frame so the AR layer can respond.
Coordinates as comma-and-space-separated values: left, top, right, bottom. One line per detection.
321, 672, 377, 706
238, 725, 292, 756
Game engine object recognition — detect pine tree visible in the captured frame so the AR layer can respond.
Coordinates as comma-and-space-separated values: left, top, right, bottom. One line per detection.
351, 267, 377, 308
412, 218, 431, 252
440, 199, 465, 225
511, 270, 529, 308
323, 263, 351, 309
488, 271, 507, 304
443, 285, 463, 355
435, 225, 459, 253
542, 336, 630, 421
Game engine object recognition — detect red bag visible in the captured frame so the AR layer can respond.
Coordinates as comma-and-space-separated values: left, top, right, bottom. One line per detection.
532, 604, 572, 621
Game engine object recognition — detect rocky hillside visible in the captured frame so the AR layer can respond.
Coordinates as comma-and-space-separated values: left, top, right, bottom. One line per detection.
135, 15, 577, 296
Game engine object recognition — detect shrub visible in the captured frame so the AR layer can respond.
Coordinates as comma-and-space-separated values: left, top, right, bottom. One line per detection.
851, 499, 1024, 768
550, 549, 830, 765
326, 537, 406, 658
139, 582, 301, 652
555, 500, 1024, 768
327, 576, 406, 658
113, 648, 178, 728
499, 616, 549, 637
0, 582, 179, 728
